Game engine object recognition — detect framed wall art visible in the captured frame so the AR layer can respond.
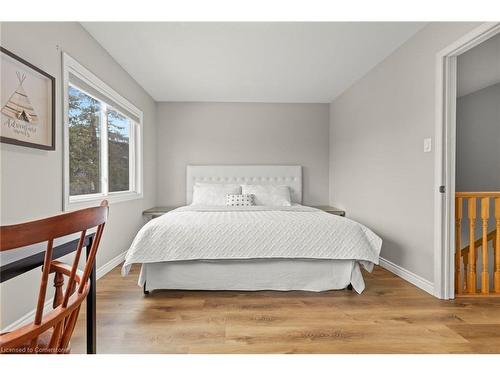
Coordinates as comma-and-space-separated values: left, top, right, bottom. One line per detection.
1, 47, 55, 150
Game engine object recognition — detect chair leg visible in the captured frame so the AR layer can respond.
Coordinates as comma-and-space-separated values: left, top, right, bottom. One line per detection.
346, 284, 353, 291
143, 282, 149, 295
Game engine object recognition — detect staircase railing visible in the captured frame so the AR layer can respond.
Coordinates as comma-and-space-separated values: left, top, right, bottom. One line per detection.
455, 192, 500, 296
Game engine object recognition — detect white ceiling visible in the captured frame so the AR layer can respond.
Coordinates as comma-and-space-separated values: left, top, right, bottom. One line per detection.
457, 32, 500, 97
82, 22, 425, 103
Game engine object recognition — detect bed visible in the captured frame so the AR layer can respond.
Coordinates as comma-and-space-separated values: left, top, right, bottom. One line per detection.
122, 165, 382, 294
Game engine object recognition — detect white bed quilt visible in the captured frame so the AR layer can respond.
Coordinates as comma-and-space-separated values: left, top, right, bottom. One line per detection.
122, 205, 382, 275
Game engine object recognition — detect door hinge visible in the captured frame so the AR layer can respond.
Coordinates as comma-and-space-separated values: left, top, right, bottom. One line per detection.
439, 185, 446, 193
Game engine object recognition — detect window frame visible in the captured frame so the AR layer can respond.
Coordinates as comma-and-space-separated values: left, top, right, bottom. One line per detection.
63, 53, 143, 211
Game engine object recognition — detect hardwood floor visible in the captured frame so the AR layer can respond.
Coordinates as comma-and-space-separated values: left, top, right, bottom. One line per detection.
70, 264, 500, 353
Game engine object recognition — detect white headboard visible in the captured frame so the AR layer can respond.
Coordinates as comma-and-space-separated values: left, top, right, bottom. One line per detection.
186, 165, 302, 204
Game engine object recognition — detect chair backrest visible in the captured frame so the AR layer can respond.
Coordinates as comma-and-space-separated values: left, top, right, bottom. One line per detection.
0, 201, 108, 354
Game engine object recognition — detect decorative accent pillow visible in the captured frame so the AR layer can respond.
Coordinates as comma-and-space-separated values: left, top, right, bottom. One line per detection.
241, 185, 292, 206
226, 194, 255, 207
191, 183, 241, 206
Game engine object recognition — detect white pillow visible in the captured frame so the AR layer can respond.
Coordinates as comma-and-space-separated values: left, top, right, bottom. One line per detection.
241, 185, 292, 206
191, 183, 241, 206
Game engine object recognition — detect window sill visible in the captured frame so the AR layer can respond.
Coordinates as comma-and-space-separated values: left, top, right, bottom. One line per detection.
65, 191, 143, 211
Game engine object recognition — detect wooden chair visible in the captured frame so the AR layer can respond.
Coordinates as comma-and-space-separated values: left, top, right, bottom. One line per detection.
0, 201, 108, 354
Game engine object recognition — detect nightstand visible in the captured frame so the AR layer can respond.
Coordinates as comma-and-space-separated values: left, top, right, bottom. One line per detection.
312, 205, 346, 217
142, 206, 180, 219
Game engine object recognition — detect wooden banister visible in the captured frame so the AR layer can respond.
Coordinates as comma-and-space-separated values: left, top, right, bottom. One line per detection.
455, 192, 500, 296
461, 229, 497, 255
456, 192, 500, 198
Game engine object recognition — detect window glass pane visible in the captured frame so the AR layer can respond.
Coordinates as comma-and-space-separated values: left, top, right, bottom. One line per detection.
107, 107, 130, 192
68, 85, 101, 196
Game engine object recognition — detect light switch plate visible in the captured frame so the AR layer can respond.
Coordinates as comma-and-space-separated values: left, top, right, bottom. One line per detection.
424, 138, 432, 153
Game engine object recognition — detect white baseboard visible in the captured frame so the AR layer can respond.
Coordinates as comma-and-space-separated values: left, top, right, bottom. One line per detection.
379, 257, 434, 296
2, 251, 126, 332
96, 251, 126, 279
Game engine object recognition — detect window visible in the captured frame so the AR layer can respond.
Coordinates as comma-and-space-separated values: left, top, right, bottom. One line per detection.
68, 86, 102, 196
63, 53, 142, 210
107, 107, 131, 193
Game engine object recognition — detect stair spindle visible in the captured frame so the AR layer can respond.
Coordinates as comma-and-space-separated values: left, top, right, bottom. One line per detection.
455, 197, 463, 294
481, 198, 490, 294
495, 198, 500, 293
468, 198, 477, 293
463, 251, 469, 291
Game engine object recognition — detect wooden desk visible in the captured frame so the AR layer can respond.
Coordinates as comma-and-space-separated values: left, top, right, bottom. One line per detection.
0, 234, 97, 354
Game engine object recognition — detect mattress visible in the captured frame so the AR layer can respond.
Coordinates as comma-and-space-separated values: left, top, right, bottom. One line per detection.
123, 205, 381, 272
139, 258, 366, 293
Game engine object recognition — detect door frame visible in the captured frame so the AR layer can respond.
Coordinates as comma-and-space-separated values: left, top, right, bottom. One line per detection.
434, 22, 500, 299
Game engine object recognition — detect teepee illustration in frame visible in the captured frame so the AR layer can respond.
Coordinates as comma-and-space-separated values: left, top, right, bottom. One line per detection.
1, 71, 39, 124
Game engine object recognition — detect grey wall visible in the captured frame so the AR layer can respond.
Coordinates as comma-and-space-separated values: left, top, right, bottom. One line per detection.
456, 31, 500, 192
456, 85, 500, 192
329, 22, 480, 283
156, 102, 330, 206
0, 22, 157, 329
457, 33, 500, 97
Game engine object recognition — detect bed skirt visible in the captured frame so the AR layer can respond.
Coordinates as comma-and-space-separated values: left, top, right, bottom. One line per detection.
138, 259, 366, 294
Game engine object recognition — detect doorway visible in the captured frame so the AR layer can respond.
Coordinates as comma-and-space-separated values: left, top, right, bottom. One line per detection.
435, 22, 500, 300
